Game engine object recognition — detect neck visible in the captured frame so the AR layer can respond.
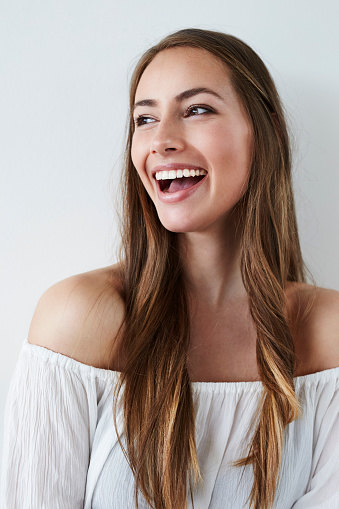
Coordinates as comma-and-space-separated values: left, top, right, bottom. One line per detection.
178, 219, 247, 310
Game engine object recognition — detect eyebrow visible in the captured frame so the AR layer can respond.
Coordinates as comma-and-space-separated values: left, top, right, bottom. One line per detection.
133, 87, 224, 111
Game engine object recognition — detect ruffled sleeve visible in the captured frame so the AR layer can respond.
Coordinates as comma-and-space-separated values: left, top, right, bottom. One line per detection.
0, 339, 101, 509
292, 372, 339, 508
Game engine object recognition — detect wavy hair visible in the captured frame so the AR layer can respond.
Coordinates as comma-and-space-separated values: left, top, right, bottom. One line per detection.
109, 28, 310, 509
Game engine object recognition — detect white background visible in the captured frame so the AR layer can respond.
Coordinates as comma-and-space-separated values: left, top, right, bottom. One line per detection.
1, 0, 339, 480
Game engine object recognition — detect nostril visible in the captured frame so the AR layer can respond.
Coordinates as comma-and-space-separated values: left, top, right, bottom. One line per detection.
151, 147, 176, 154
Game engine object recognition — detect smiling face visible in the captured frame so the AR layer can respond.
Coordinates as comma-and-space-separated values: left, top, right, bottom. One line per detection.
131, 46, 253, 234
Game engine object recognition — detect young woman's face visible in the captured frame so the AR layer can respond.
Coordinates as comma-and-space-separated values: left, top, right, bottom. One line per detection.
131, 47, 253, 234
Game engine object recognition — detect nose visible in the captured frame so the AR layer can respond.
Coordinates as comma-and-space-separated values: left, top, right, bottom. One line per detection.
150, 120, 185, 155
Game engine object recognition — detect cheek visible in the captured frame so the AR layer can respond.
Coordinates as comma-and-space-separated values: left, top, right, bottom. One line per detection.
131, 135, 154, 194
130, 136, 140, 170
131, 137, 145, 179
131, 129, 150, 168
210, 124, 252, 170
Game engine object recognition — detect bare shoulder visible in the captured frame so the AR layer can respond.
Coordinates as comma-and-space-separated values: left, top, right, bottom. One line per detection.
28, 263, 125, 370
286, 282, 339, 375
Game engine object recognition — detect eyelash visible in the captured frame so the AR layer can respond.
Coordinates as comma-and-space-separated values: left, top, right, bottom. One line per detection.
134, 104, 215, 127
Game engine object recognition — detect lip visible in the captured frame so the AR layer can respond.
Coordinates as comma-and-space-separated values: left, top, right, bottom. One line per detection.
152, 163, 209, 204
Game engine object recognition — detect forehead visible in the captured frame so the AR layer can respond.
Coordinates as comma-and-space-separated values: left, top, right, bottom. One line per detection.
135, 47, 234, 101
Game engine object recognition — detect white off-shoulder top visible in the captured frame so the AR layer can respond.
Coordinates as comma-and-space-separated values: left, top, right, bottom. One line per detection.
1, 338, 339, 509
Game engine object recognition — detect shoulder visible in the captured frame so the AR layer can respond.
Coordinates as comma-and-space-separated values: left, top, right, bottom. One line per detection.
286, 282, 339, 375
28, 263, 126, 370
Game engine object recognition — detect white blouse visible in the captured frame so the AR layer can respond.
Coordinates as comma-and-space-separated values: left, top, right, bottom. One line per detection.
1, 338, 339, 509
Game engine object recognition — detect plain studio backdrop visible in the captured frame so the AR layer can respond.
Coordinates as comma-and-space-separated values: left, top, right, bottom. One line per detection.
1, 0, 338, 481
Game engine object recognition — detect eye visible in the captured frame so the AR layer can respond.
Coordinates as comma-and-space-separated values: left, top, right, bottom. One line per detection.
134, 115, 156, 127
184, 104, 215, 117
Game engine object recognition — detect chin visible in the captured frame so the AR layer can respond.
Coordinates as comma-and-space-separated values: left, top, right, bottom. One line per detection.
158, 217, 202, 234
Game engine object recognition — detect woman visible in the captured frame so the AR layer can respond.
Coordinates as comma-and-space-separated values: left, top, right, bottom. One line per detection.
1, 28, 339, 509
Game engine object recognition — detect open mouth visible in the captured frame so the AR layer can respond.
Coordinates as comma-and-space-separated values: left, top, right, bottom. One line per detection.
156, 169, 208, 194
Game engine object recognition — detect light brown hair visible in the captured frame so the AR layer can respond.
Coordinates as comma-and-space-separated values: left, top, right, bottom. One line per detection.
110, 28, 310, 509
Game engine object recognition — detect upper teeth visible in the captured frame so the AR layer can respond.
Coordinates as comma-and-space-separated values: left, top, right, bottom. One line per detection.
155, 169, 207, 180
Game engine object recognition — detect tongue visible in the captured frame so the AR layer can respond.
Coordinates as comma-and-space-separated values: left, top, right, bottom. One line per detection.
167, 176, 203, 193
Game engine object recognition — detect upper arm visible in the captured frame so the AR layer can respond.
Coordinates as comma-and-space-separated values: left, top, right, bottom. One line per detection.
28, 266, 125, 370
1, 340, 93, 508
291, 284, 339, 374
291, 377, 339, 508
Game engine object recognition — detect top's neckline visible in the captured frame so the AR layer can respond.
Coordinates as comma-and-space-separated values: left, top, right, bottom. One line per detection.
23, 338, 339, 391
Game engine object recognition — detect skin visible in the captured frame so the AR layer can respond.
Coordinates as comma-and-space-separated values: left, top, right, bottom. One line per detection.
131, 47, 257, 380
131, 47, 252, 236
131, 47, 253, 298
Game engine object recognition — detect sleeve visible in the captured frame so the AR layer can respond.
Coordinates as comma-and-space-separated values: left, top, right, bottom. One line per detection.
0, 342, 97, 509
292, 377, 339, 509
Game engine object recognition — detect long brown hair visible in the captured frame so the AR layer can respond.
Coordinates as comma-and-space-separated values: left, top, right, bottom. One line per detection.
110, 28, 309, 509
